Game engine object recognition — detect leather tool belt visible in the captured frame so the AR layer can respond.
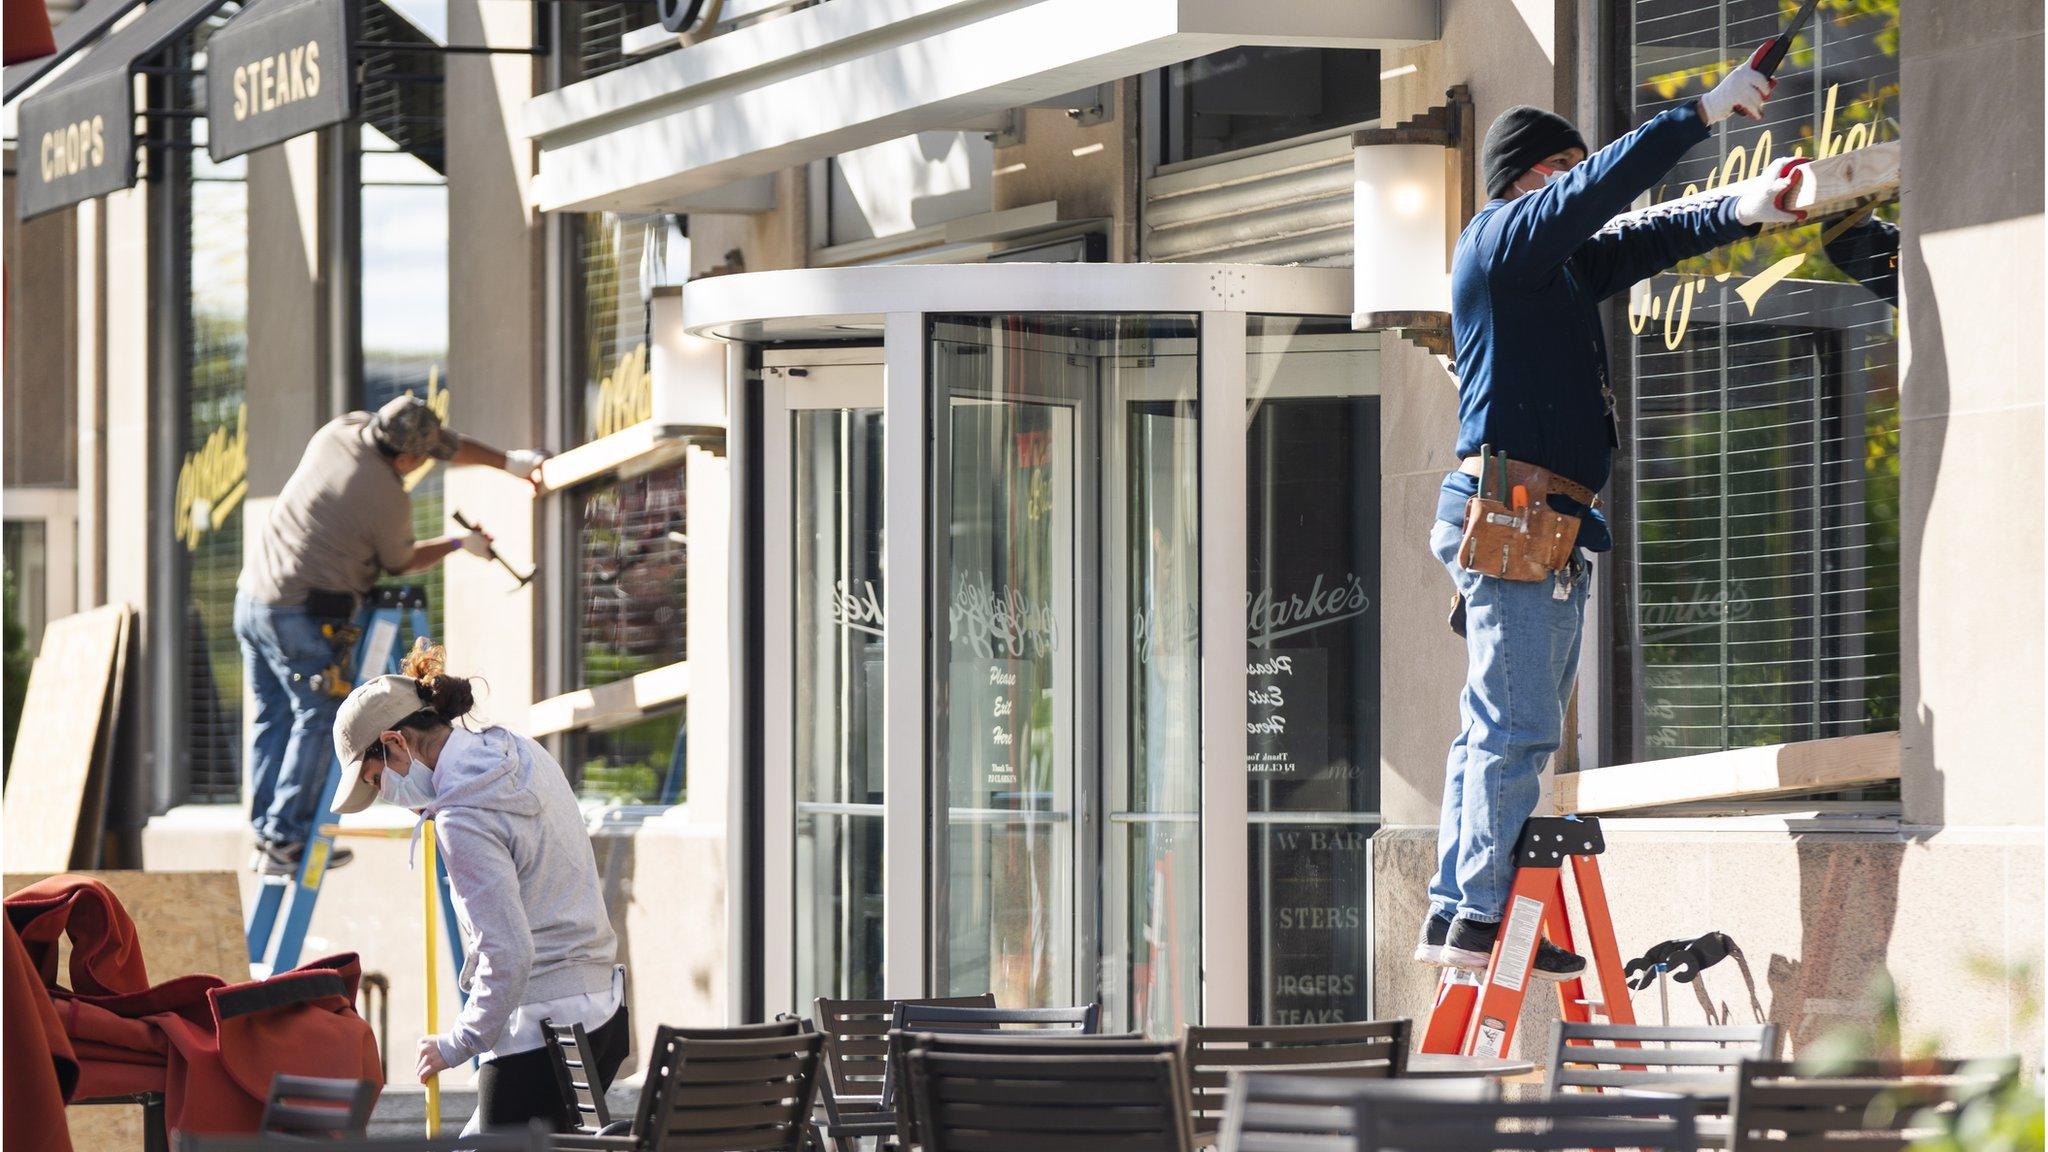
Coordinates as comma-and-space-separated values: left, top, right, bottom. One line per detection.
1456, 455, 1597, 581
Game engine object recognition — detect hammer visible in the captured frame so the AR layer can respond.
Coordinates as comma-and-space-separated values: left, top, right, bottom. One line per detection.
452, 511, 536, 589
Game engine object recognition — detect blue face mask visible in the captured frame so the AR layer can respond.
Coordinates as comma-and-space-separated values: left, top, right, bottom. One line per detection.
377, 747, 437, 811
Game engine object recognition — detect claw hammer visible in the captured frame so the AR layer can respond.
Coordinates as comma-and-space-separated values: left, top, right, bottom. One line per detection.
452, 511, 536, 589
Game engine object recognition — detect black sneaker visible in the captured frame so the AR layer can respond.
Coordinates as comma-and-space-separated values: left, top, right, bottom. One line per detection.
1531, 939, 1588, 982
1440, 917, 1590, 980
254, 839, 355, 876
1414, 912, 1453, 963
1441, 917, 1499, 970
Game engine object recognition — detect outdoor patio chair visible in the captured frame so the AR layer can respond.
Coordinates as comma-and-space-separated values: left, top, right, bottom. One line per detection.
1182, 1020, 1412, 1142
553, 1030, 824, 1152
258, 1073, 379, 1138
904, 1040, 1194, 1152
811, 995, 995, 1152
1728, 1057, 2022, 1150
1546, 1019, 1778, 1145
882, 1002, 1103, 1149
1215, 1070, 1493, 1152
890, 1030, 1150, 1151
1356, 1094, 1700, 1152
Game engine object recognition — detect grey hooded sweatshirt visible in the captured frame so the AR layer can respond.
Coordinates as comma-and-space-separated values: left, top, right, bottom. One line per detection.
423, 724, 618, 1065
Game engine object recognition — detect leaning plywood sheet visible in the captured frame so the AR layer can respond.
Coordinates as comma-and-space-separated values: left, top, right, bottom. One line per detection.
3, 869, 248, 984
5, 870, 247, 1149
2, 605, 132, 873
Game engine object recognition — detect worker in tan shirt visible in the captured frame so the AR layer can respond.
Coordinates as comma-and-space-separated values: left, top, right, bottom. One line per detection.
236, 394, 546, 874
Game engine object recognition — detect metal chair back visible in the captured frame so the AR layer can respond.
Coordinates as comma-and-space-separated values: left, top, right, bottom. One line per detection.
1357, 1094, 1700, 1152
543, 1017, 616, 1134
1729, 1057, 2021, 1150
638, 1031, 825, 1152
1183, 1020, 1411, 1139
181, 1128, 547, 1152
1216, 1071, 1492, 1152
813, 995, 994, 1103
905, 1040, 1193, 1152
258, 1073, 378, 1138
1548, 1020, 1778, 1109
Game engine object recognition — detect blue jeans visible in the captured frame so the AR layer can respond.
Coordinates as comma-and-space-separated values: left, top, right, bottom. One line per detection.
1428, 519, 1589, 925
235, 591, 349, 844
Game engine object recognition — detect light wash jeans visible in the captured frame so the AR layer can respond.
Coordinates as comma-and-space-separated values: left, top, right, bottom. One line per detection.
1427, 519, 1590, 925
235, 590, 350, 845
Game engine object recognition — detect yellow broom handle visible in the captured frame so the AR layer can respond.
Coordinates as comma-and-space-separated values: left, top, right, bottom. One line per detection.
422, 817, 441, 1137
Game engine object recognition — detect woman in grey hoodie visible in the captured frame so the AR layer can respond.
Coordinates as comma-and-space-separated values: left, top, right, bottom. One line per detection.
330, 641, 627, 1133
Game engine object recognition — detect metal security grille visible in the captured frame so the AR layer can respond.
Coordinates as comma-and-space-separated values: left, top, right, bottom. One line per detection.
1607, 0, 1901, 763
176, 24, 250, 804
566, 1, 653, 82
571, 212, 685, 444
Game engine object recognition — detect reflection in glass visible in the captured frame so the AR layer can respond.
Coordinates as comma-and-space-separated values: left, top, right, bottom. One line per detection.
1612, 0, 1900, 763
574, 213, 687, 445
569, 466, 688, 804
568, 706, 685, 806
792, 408, 887, 1006
1245, 318, 1379, 1023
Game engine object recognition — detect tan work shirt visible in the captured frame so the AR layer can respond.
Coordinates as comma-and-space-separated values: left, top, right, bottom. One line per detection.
241, 413, 416, 606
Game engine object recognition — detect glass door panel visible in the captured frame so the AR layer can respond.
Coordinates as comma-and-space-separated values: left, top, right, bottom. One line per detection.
789, 373, 887, 1009
929, 317, 1084, 1008
1102, 323, 1201, 1036
1244, 317, 1380, 1024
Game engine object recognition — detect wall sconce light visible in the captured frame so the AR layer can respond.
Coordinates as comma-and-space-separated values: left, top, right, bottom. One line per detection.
1351, 85, 1475, 357
651, 289, 729, 449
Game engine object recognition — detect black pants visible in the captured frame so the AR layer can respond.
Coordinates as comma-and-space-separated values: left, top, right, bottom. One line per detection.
474, 1004, 632, 1132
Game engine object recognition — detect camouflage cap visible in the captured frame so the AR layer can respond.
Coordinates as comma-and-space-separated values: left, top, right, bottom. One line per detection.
373, 395, 458, 461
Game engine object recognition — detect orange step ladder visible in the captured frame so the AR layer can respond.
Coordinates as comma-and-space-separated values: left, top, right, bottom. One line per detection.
1420, 815, 1636, 1058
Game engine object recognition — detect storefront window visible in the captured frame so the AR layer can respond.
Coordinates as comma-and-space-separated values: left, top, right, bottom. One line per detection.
567, 467, 688, 803
571, 212, 685, 446
359, 19, 450, 638
176, 26, 249, 804
1244, 317, 1379, 1023
1607, 0, 1901, 764
792, 407, 886, 1007
1159, 47, 1381, 165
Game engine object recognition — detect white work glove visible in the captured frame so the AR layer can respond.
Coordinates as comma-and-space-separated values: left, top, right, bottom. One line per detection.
459, 529, 494, 558
504, 448, 549, 476
1698, 47, 1776, 125
1733, 156, 1809, 226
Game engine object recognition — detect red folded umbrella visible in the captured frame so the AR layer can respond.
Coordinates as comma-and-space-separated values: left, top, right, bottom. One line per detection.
4, 0, 56, 64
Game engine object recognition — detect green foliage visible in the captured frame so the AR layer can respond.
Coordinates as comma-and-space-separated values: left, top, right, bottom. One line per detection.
1801, 964, 2043, 1152
3, 567, 30, 766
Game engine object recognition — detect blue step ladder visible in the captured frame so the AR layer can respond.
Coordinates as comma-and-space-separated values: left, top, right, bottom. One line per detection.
245, 585, 464, 981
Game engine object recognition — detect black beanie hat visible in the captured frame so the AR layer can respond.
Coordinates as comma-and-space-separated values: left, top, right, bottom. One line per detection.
1481, 105, 1587, 200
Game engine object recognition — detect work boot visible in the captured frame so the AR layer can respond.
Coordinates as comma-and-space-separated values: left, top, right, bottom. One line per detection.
254, 838, 354, 876
1439, 917, 1588, 980
1415, 911, 1453, 963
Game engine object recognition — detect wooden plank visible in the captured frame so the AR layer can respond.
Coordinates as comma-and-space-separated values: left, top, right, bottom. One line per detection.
537, 421, 694, 495
1606, 141, 1900, 229
2, 604, 131, 872
528, 660, 691, 737
1555, 731, 1900, 815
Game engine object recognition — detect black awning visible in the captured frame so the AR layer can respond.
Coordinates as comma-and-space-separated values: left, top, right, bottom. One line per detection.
15, 0, 232, 220
2, 0, 148, 104
203, 0, 352, 162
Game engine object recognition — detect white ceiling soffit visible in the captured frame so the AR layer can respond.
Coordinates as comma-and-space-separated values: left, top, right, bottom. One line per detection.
523, 0, 1440, 214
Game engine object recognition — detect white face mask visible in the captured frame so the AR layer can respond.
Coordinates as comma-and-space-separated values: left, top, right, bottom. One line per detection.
377, 742, 438, 810
1541, 167, 1567, 186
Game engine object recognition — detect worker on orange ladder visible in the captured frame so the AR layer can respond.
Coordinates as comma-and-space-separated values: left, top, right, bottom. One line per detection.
1421, 58, 1804, 977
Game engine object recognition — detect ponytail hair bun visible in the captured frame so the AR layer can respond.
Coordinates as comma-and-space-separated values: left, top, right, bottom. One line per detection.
400, 638, 476, 724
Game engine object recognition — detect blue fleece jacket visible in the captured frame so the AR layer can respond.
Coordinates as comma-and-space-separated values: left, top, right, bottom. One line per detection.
1435, 101, 1756, 552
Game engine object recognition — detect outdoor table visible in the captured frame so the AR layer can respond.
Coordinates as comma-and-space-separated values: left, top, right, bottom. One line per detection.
1405, 1054, 1538, 1079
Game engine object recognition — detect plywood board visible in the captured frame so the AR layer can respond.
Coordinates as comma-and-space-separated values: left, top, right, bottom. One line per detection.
2, 605, 131, 873
4, 870, 248, 984
1554, 730, 1900, 815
